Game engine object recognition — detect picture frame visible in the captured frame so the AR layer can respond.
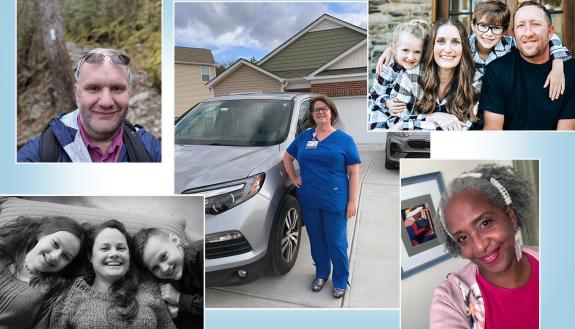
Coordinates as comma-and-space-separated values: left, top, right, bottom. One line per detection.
401, 172, 451, 278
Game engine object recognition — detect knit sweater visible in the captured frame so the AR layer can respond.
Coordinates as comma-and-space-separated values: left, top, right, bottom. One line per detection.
0, 268, 47, 329
429, 246, 539, 329
49, 277, 176, 329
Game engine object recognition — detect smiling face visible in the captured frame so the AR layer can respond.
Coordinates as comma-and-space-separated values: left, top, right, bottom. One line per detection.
472, 16, 505, 53
444, 190, 518, 281
311, 100, 333, 127
90, 228, 130, 285
394, 33, 424, 70
433, 24, 463, 71
75, 59, 130, 142
514, 5, 553, 64
25, 231, 81, 274
142, 235, 185, 280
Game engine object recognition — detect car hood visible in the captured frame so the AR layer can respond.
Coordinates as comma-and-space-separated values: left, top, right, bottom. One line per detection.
174, 144, 280, 193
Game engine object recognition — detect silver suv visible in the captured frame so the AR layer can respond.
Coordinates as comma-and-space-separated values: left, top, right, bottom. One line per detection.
175, 93, 318, 286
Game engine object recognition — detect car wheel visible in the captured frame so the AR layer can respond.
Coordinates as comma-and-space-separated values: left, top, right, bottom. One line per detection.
269, 194, 302, 276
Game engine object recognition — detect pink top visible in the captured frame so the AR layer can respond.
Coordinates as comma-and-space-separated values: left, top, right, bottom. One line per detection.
430, 247, 539, 329
77, 116, 124, 162
477, 253, 539, 329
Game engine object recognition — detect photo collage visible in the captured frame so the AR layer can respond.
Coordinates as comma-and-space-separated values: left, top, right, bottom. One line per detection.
2, 0, 574, 328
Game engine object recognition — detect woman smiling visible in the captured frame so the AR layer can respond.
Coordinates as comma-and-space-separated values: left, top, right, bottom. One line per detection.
431, 164, 538, 329
283, 95, 360, 298
390, 17, 480, 130
50, 220, 175, 329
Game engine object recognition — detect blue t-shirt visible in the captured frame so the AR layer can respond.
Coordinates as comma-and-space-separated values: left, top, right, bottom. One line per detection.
286, 128, 361, 212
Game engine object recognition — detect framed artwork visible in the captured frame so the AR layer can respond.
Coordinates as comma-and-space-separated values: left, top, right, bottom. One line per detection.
401, 171, 451, 278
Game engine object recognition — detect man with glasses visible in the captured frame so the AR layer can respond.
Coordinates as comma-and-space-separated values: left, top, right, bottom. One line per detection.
479, 1, 575, 130
469, 0, 569, 91
18, 48, 161, 162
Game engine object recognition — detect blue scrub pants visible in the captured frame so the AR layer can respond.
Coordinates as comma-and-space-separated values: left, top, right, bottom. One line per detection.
301, 206, 349, 289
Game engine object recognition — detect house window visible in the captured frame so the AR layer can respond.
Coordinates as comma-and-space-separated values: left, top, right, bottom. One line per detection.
449, 0, 473, 34
201, 66, 210, 82
541, 0, 564, 40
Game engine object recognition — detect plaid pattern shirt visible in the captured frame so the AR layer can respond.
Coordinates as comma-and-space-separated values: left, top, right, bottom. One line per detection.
368, 59, 410, 130
388, 66, 476, 130
470, 33, 572, 87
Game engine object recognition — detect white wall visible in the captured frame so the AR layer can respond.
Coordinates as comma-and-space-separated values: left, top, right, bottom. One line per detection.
399, 159, 513, 329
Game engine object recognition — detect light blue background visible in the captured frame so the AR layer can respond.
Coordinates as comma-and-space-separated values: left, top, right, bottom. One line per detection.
2, 0, 573, 327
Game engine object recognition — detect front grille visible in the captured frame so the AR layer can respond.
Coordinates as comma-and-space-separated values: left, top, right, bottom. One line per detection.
405, 152, 430, 158
407, 140, 430, 149
206, 236, 253, 259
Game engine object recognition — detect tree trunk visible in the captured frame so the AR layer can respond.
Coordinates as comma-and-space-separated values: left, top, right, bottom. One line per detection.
37, 0, 76, 112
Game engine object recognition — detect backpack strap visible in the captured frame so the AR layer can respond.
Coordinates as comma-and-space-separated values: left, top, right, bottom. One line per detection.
40, 126, 62, 162
123, 121, 151, 162
40, 121, 151, 162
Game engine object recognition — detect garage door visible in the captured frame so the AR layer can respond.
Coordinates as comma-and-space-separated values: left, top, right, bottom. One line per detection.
333, 96, 384, 144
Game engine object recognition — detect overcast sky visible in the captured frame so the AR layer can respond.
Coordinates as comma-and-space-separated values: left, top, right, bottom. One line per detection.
174, 2, 367, 65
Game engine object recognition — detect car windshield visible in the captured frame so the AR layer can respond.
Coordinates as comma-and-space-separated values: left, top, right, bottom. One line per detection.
175, 99, 294, 146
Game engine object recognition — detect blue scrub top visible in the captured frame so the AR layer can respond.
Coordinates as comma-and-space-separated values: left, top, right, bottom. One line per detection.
287, 128, 361, 212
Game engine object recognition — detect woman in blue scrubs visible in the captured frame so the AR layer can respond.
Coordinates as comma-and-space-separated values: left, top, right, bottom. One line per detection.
283, 95, 360, 299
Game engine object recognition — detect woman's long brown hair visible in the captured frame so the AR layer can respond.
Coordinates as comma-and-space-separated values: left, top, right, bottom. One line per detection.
415, 17, 479, 122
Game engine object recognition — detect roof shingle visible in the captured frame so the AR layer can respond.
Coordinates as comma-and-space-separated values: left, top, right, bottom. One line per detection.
175, 46, 215, 65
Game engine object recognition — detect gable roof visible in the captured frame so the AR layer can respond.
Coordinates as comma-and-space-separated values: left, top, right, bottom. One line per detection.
257, 14, 366, 66
206, 58, 284, 88
307, 39, 367, 78
175, 46, 216, 65
208, 14, 366, 88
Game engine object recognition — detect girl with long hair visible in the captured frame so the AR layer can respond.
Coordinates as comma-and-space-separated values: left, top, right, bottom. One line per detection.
0, 216, 86, 328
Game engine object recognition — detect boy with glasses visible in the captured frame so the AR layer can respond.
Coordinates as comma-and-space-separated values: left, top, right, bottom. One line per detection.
470, 0, 570, 98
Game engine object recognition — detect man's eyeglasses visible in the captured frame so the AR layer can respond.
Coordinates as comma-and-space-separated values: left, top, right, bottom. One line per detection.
79, 52, 130, 66
312, 107, 330, 113
75, 51, 132, 80
476, 23, 504, 35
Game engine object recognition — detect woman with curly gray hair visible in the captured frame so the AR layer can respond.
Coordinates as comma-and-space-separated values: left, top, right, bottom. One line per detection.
430, 164, 538, 329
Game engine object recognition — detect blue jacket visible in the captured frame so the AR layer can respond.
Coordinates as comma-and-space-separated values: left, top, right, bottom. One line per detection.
17, 110, 161, 162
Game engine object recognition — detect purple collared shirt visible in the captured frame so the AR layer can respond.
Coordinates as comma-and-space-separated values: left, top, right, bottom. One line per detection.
77, 116, 124, 162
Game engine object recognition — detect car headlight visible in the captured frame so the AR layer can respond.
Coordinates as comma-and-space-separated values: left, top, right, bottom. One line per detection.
392, 132, 410, 138
183, 173, 266, 215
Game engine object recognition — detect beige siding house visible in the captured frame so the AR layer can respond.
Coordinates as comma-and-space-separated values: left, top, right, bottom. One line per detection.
174, 47, 216, 118
211, 60, 285, 97
207, 14, 367, 95
206, 14, 375, 143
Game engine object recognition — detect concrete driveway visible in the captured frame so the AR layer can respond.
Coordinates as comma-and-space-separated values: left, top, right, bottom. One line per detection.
206, 144, 400, 308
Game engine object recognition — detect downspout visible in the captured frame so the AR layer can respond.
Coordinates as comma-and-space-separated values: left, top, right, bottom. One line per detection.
280, 79, 288, 92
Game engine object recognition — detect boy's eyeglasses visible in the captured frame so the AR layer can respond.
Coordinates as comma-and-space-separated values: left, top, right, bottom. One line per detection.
312, 107, 330, 113
476, 23, 504, 35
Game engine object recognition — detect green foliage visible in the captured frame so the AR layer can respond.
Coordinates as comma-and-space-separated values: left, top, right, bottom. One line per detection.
61, 0, 162, 90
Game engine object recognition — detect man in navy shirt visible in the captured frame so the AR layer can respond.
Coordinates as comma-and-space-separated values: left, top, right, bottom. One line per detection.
480, 1, 575, 130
